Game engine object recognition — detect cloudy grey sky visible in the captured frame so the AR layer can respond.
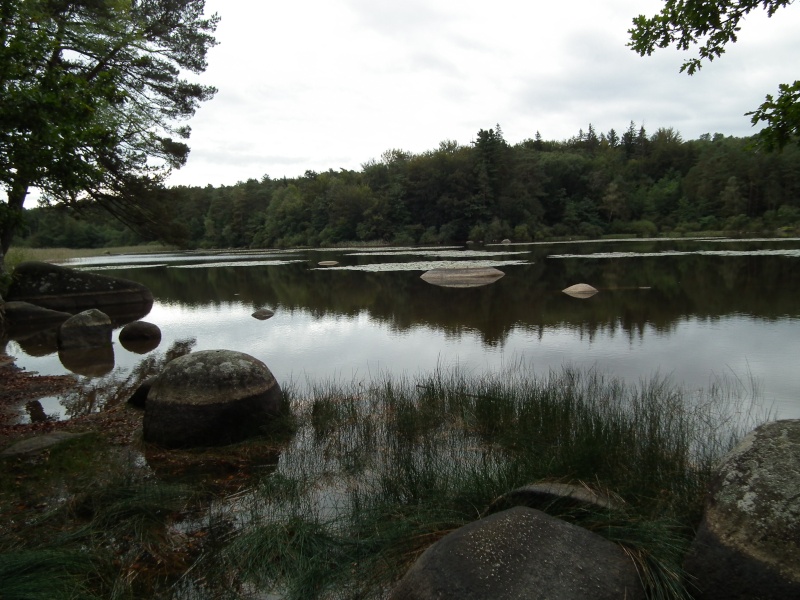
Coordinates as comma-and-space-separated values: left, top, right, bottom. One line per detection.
166, 0, 800, 188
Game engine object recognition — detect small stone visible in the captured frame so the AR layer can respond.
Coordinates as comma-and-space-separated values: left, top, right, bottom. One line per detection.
252, 308, 275, 320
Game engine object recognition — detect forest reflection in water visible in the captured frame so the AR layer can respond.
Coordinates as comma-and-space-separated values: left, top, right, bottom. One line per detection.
6, 237, 800, 422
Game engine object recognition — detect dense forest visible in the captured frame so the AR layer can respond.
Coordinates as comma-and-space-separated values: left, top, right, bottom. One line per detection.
15, 123, 800, 249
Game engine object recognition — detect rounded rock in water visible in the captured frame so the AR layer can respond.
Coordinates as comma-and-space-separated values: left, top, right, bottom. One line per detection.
143, 349, 284, 448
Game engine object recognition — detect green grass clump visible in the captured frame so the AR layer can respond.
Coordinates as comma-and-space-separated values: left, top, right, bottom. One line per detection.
216, 366, 765, 600
0, 549, 103, 600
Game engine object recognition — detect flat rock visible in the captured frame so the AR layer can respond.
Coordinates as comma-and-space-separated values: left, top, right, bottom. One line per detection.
421, 267, 505, 288
389, 506, 644, 600
1, 432, 88, 457
683, 419, 800, 599
7, 261, 153, 322
486, 481, 623, 514
562, 283, 598, 298
3, 301, 72, 334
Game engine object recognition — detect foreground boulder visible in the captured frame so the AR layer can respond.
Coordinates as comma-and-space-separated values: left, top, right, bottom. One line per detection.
143, 350, 283, 448
389, 507, 644, 600
683, 419, 800, 599
7, 261, 153, 322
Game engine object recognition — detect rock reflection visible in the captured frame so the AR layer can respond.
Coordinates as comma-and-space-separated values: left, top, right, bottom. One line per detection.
25, 400, 53, 423
144, 442, 282, 488
58, 338, 196, 419
13, 326, 60, 356
59, 345, 115, 376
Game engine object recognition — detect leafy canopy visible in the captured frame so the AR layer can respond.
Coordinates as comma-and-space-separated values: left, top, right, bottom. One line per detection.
628, 0, 799, 149
0, 0, 219, 255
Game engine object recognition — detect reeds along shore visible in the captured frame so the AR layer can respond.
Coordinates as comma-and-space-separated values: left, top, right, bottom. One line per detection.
0, 366, 768, 600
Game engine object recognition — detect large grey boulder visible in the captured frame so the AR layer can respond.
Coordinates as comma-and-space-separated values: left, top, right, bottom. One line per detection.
58, 309, 113, 350
143, 350, 284, 448
6, 261, 153, 322
388, 507, 644, 600
683, 419, 800, 599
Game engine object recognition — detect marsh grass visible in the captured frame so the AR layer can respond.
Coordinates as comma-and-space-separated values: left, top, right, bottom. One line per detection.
5, 244, 175, 268
213, 366, 766, 600
0, 366, 768, 599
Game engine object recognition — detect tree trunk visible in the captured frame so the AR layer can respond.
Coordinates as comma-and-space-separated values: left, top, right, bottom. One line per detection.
0, 181, 29, 274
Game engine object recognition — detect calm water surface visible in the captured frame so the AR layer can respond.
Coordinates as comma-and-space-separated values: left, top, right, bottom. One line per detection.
6, 237, 800, 421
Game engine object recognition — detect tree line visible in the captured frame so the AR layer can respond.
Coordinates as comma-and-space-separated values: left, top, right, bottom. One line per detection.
16, 123, 800, 249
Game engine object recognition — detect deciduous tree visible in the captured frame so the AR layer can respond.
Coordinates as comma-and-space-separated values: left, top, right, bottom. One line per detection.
628, 0, 798, 150
0, 0, 218, 270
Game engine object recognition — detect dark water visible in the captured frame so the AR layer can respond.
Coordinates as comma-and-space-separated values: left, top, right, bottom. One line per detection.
6, 237, 800, 421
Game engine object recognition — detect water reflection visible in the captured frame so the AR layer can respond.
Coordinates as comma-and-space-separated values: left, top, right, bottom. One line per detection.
54, 339, 196, 420
8, 239, 800, 419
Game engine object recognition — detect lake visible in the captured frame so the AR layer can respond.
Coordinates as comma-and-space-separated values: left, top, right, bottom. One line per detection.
5, 237, 800, 422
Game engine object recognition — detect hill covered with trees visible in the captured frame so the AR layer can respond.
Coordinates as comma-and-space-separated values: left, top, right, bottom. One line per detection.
16, 123, 800, 249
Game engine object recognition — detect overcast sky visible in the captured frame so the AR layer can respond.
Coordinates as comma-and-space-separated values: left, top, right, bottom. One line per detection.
166, 0, 800, 188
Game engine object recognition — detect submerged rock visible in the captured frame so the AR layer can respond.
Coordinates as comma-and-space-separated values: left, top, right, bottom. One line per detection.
1, 432, 88, 457
420, 267, 505, 288
389, 506, 644, 600
684, 419, 800, 599
3, 301, 72, 335
143, 349, 284, 448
